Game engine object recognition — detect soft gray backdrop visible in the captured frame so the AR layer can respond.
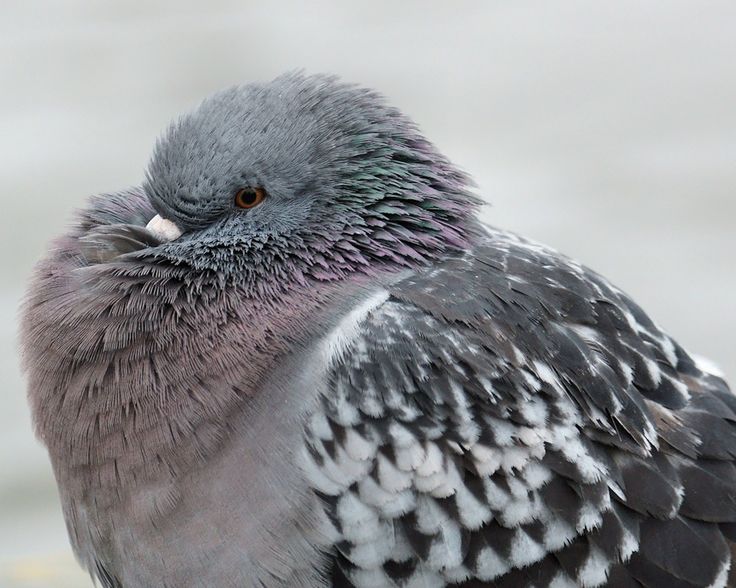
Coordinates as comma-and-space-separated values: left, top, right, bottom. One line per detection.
1, 1, 734, 586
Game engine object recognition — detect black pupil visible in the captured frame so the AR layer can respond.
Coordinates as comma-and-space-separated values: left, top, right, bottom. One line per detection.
240, 189, 257, 205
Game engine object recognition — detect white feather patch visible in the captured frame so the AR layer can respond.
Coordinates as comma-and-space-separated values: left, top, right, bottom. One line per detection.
426, 521, 463, 570
693, 353, 726, 378
475, 546, 510, 581
320, 290, 389, 368
707, 560, 731, 588
509, 529, 546, 568
577, 546, 609, 587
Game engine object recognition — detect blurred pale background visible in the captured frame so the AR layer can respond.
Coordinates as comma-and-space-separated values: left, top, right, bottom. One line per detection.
1, 1, 734, 586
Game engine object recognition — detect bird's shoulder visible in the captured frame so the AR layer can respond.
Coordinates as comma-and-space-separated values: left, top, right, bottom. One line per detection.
304, 228, 736, 587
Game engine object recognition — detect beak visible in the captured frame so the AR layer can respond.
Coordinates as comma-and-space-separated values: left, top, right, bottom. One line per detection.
145, 214, 183, 242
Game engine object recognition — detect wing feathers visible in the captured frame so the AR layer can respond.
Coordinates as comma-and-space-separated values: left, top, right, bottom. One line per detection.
313, 232, 736, 586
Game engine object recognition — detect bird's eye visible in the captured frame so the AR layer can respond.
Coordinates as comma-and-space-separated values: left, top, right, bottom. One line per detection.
234, 187, 267, 209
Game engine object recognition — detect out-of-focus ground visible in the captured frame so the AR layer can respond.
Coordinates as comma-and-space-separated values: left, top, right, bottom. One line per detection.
1, 1, 734, 585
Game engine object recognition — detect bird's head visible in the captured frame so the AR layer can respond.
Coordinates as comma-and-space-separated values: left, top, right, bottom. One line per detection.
130, 73, 481, 288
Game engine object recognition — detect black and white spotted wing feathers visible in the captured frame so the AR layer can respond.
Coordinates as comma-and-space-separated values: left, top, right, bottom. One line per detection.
302, 230, 736, 588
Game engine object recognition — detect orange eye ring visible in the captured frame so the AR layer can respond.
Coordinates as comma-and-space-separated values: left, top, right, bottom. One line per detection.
234, 187, 267, 209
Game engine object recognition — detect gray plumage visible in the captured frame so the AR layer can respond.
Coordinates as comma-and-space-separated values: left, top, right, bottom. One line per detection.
20, 73, 736, 587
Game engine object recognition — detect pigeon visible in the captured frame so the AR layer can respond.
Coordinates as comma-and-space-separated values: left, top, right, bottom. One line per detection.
20, 72, 736, 588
